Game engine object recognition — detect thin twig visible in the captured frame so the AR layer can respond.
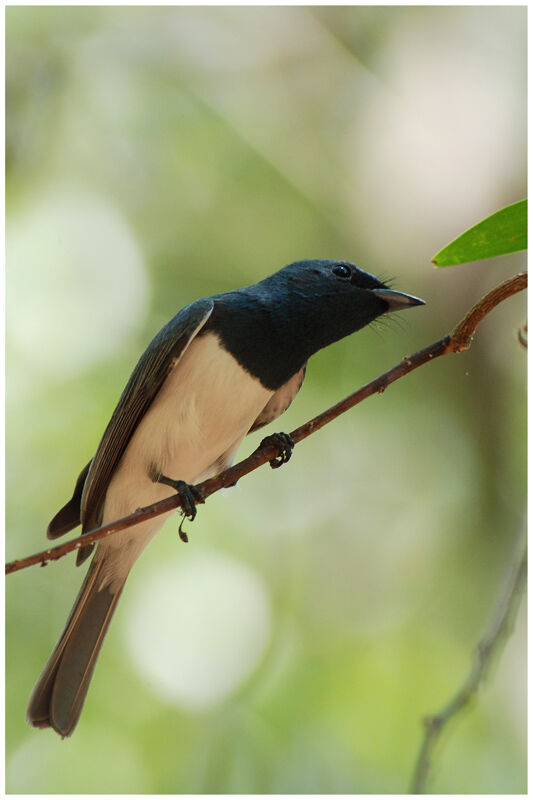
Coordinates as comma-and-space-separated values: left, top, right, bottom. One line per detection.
5, 272, 526, 576
409, 533, 527, 794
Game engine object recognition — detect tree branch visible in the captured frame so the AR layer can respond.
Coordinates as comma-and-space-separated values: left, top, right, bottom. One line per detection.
409, 531, 527, 794
5, 272, 526, 576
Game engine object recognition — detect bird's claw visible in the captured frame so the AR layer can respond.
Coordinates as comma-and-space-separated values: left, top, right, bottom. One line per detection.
154, 474, 204, 542
261, 432, 295, 469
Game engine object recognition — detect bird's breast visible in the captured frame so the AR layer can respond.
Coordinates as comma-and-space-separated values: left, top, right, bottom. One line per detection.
103, 332, 273, 525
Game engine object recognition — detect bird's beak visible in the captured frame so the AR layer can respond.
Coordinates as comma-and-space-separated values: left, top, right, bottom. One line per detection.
371, 288, 425, 312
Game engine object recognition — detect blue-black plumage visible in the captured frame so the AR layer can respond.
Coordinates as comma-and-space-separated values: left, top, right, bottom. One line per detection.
27, 258, 424, 736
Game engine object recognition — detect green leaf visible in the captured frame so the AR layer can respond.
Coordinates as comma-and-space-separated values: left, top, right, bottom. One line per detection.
433, 200, 527, 267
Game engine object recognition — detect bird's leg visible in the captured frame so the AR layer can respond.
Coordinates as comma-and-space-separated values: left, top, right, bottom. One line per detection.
260, 432, 295, 469
149, 465, 205, 543
157, 476, 205, 519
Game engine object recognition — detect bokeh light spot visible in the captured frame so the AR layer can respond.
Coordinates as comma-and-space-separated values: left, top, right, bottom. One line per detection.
7, 182, 149, 379
124, 548, 272, 710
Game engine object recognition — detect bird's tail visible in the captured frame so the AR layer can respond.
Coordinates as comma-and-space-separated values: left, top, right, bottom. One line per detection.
27, 557, 125, 737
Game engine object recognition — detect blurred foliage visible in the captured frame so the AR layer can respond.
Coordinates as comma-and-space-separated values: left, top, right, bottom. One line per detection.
433, 200, 527, 267
6, 6, 526, 794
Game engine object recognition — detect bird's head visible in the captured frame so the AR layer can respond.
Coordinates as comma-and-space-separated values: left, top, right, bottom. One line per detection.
212, 258, 425, 390
262, 259, 425, 354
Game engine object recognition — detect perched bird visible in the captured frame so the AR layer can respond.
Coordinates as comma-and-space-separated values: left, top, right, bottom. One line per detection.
27, 258, 424, 736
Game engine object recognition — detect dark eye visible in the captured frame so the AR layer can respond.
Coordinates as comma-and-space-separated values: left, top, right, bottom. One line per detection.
332, 264, 351, 278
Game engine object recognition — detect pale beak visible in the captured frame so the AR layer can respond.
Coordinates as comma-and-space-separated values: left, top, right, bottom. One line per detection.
371, 288, 425, 312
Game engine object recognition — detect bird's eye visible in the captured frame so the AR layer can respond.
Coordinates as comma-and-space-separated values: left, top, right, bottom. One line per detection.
332, 264, 351, 278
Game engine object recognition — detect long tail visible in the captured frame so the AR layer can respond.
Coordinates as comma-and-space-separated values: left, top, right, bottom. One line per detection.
27, 557, 125, 737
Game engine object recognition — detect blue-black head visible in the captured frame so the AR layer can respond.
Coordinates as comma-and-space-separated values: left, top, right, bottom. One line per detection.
210, 258, 424, 389
258, 258, 424, 348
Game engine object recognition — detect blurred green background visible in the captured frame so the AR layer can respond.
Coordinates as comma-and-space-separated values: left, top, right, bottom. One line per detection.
6, 6, 526, 794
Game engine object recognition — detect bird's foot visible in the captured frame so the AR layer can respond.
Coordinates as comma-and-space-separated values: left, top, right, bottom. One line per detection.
261, 432, 295, 469
154, 474, 205, 543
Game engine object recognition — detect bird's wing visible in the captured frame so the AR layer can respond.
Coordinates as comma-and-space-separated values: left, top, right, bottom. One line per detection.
249, 364, 307, 432
47, 299, 214, 560
81, 299, 214, 530
47, 461, 92, 539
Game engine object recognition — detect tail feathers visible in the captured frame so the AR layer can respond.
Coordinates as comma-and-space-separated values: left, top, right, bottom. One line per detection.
27, 558, 124, 737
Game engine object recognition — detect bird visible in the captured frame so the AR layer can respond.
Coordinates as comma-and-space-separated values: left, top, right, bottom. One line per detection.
27, 258, 424, 737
